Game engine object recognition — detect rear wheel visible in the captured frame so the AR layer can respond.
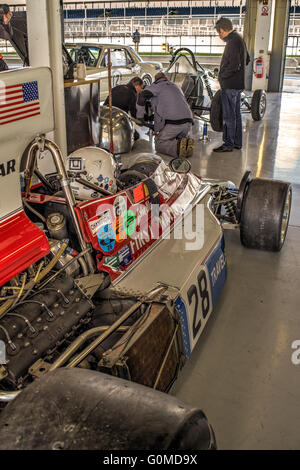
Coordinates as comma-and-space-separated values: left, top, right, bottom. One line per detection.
240, 178, 292, 251
210, 90, 223, 132
251, 89, 267, 121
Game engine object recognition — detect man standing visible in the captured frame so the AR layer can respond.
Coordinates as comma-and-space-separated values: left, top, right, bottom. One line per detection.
137, 72, 194, 158
214, 17, 250, 152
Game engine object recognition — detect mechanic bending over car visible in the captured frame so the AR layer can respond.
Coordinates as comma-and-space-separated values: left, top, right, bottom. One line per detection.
137, 72, 194, 159
214, 17, 250, 153
104, 76, 144, 140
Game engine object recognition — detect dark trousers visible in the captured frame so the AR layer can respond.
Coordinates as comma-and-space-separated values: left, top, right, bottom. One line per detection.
155, 122, 192, 158
221, 89, 242, 149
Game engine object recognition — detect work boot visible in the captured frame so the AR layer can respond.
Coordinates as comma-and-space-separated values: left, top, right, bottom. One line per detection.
185, 138, 195, 158
177, 138, 187, 158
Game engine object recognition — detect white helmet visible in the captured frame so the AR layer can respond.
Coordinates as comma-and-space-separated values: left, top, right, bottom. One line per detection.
67, 147, 117, 200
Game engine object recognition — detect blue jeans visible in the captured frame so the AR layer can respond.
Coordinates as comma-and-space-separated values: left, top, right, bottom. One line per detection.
221, 89, 242, 149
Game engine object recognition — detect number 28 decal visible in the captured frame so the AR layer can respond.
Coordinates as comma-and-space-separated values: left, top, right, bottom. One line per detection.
187, 269, 211, 340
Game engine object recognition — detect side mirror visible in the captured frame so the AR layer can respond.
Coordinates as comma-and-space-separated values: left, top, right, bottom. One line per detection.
169, 158, 191, 174
213, 67, 219, 77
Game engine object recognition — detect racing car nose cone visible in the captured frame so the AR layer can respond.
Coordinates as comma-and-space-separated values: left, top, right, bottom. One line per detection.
99, 106, 134, 154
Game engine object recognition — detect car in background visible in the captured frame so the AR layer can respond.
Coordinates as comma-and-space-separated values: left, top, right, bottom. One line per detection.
66, 43, 162, 100
165, 47, 267, 131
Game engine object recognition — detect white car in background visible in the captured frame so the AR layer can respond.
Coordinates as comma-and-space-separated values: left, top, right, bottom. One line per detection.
66, 43, 162, 100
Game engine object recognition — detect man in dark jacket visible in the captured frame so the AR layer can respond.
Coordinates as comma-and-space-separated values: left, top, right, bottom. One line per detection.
214, 17, 250, 152
0, 4, 12, 41
104, 76, 144, 119
137, 72, 194, 158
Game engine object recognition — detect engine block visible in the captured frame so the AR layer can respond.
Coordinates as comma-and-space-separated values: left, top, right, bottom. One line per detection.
0, 276, 93, 386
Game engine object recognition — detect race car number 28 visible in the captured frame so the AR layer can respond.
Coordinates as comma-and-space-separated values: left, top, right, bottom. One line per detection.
183, 265, 213, 351
188, 269, 210, 339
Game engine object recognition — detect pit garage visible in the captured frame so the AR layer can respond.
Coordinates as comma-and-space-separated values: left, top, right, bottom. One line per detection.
0, 0, 299, 452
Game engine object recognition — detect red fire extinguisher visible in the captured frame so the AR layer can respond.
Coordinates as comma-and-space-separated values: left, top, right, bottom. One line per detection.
254, 57, 264, 78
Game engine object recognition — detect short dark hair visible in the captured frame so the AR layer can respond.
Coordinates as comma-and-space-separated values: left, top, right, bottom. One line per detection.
129, 76, 144, 87
215, 17, 233, 33
154, 72, 167, 81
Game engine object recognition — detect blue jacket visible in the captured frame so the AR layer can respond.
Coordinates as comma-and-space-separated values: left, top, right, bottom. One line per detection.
138, 77, 193, 132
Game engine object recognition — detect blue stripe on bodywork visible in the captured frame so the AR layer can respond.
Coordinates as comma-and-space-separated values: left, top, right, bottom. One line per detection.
175, 235, 227, 359
174, 296, 191, 358
205, 235, 227, 306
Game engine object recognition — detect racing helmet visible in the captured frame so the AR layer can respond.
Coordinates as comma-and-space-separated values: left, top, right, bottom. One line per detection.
67, 147, 117, 200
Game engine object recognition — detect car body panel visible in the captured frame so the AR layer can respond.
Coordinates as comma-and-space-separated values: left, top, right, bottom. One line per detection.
66, 43, 162, 101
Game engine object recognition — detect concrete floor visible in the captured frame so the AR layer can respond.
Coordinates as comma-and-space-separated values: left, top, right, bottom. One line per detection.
128, 92, 300, 449
172, 93, 300, 450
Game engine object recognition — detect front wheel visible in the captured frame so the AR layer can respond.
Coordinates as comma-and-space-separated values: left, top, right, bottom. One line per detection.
117, 169, 146, 189
240, 177, 292, 251
142, 74, 152, 86
251, 89, 267, 121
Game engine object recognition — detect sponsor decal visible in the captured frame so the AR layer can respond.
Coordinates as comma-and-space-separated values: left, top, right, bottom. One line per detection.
88, 210, 112, 235
0, 81, 40, 126
205, 236, 227, 306
132, 183, 145, 203
0, 159, 16, 177
118, 244, 132, 267
98, 224, 116, 253
123, 210, 136, 237
113, 195, 127, 218
104, 254, 120, 271
113, 215, 126, 243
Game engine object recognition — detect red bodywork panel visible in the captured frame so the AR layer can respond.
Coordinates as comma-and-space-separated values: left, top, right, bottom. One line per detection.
76, 175, 192, 283
0, 209, 50, 287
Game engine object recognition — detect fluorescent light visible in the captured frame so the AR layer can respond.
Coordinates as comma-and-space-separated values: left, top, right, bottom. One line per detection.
268, 0, 276, 54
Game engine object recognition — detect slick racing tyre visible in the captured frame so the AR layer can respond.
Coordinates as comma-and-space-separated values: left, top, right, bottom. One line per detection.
236, 171, 252, 222
210, 90, 223, 132
240, 178, 292, 251
129, 160, 159, 177
0, 368, 216, 450
251, 89, 267, 121
118, 169, 146, 189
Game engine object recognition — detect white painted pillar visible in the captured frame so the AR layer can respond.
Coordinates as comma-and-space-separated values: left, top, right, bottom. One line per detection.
252, 0, 276, 91
27, 0, 67, 158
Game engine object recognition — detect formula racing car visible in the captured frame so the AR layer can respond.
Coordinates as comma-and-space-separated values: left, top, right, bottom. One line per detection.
0, 66, 291, 450
165, 47, 267, 131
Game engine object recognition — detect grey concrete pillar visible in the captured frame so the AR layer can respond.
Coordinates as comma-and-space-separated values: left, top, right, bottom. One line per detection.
244, 0, 258, 91
268, 0, 290, 92
27, 0, 67, 158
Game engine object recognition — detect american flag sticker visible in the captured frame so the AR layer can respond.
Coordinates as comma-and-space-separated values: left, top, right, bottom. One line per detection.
0, 80, 40, 126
